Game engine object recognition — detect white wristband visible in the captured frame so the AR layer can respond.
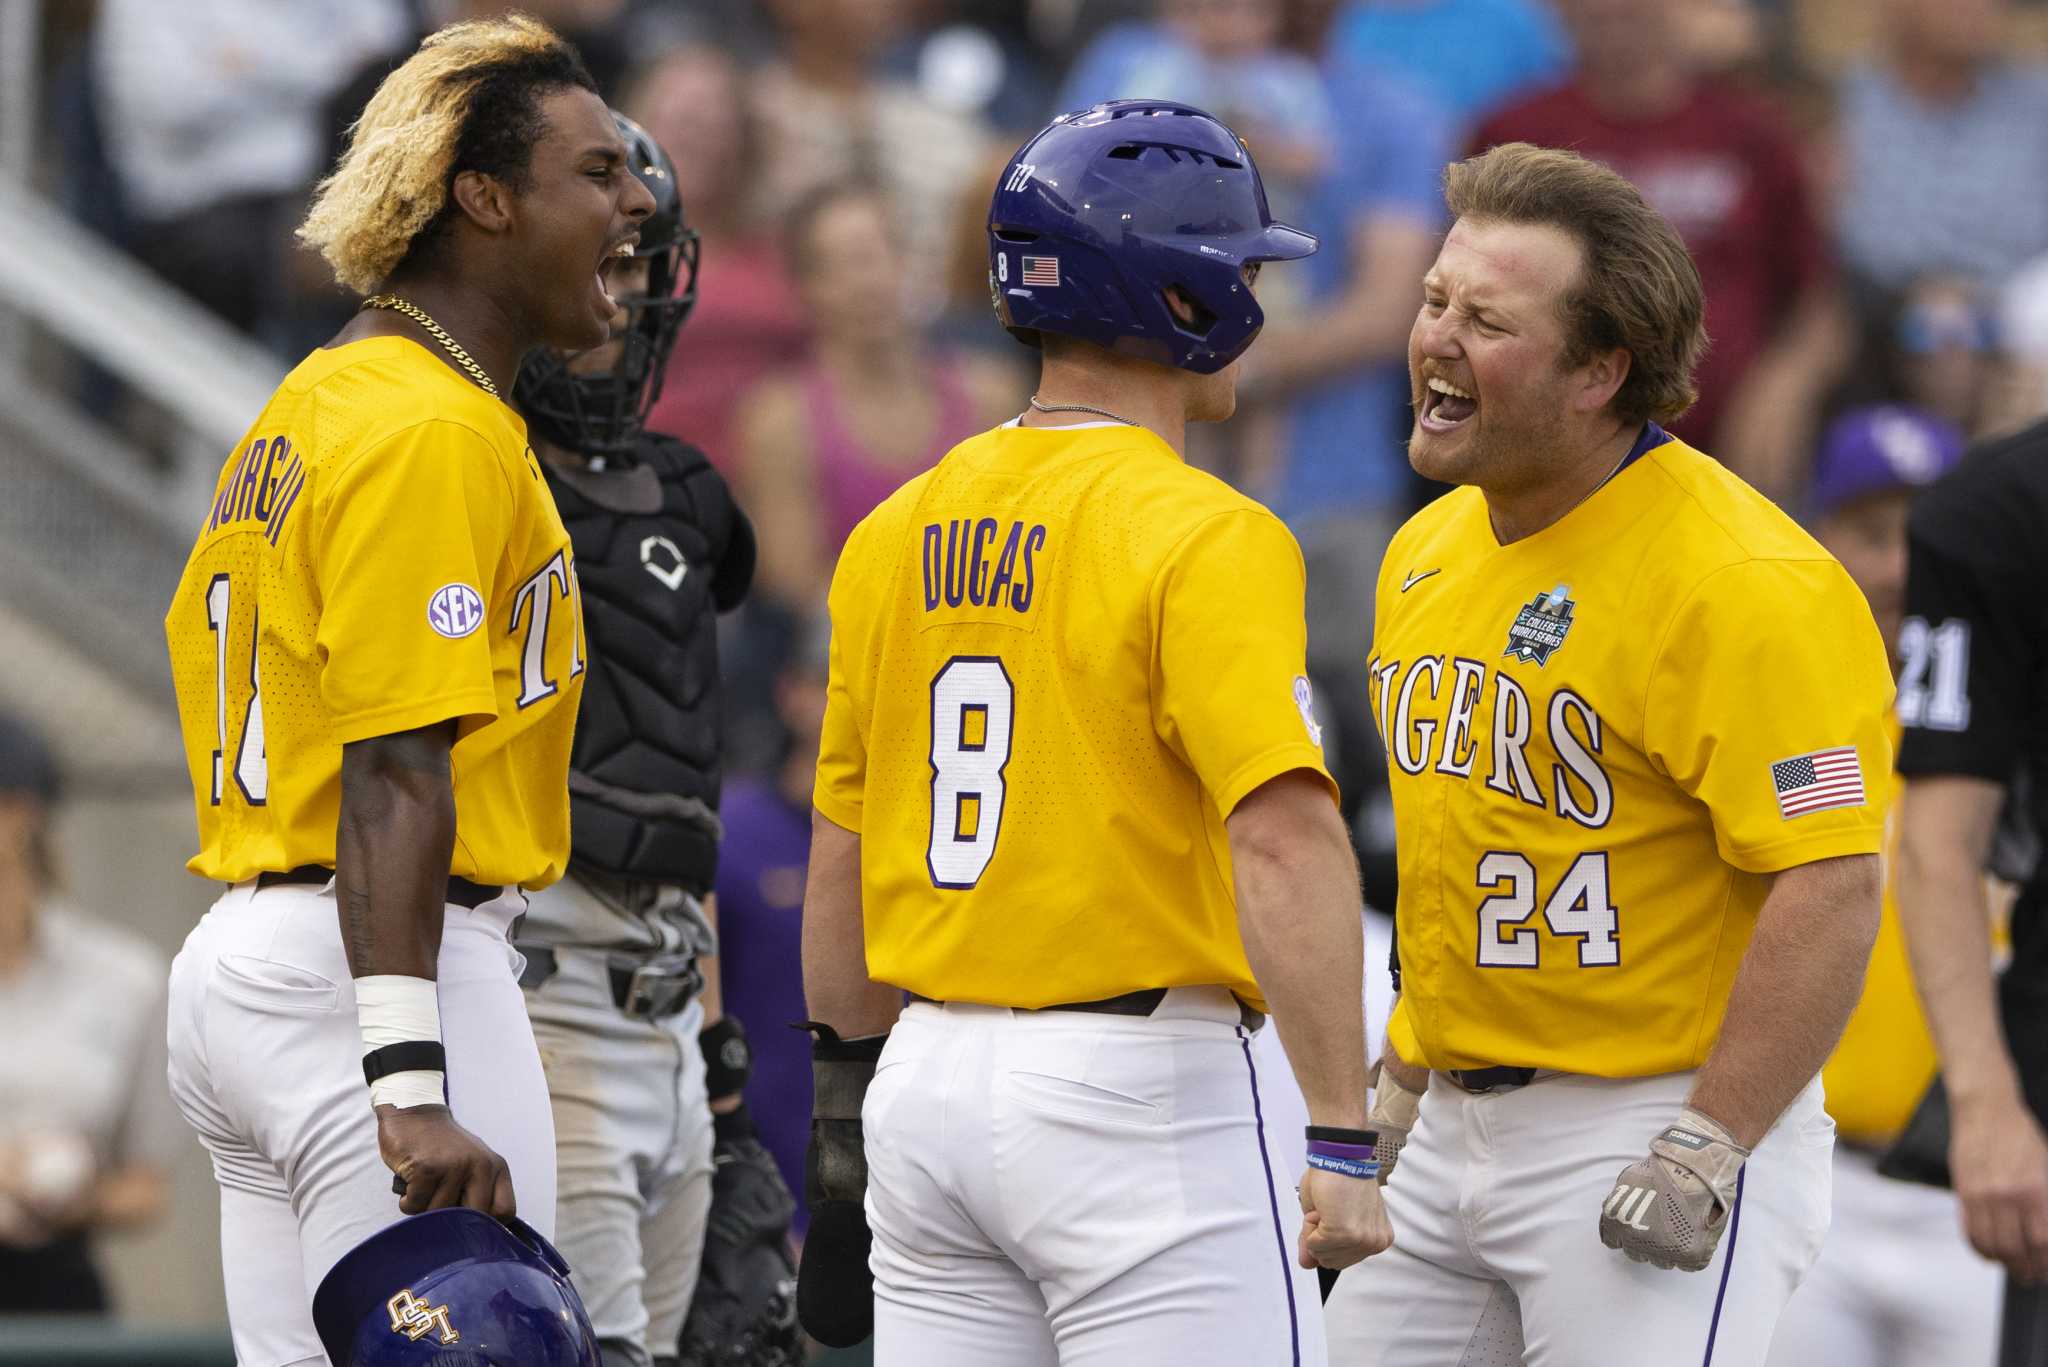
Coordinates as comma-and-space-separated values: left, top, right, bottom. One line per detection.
356, 975, 444, 1109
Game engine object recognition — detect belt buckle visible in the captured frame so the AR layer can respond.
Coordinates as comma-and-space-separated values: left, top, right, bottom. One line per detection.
617, 953, 702, 1020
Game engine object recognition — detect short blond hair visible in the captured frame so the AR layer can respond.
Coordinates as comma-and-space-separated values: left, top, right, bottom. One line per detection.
1445, 143, 1707, 426
298, 14, 593, 295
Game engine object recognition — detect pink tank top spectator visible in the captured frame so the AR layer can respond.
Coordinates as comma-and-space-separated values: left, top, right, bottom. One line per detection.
739, 184, 1021, 608
805, 356, 980, 549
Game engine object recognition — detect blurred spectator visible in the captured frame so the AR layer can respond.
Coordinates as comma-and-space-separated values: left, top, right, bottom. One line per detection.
90, 0, 411, 337
736, 184, 1019, 607
632, 44, 812, 470
1766, 408, 1996, 1367
1883, 276, 2000, 437
1054, 0, 1337, 217
1236, 51, 1446, 758
0, 715, 173, 1313
750, 0, 994, 320
1324, 0, 1572, 134
1837, 0, 2048, 294
1470, 0, 1850, 502
883, 2, 1059, 134
1989, 252, 2048, 436
712, 612, 830, 1237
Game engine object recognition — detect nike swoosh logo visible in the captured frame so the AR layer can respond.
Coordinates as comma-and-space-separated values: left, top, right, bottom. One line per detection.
1400, 569, 1441, 593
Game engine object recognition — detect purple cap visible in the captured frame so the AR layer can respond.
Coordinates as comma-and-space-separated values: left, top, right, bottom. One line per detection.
1810, 406, 1965, 519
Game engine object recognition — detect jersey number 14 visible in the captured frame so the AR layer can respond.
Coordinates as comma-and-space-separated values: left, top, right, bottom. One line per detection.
204, 574, 268, 805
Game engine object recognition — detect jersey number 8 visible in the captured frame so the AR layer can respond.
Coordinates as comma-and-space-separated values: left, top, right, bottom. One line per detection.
928, 656, 1014, 889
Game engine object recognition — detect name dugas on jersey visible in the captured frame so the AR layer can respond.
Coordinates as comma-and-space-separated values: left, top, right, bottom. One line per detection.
1371, 436, 1894, 1079
815, 422, 1334, 1011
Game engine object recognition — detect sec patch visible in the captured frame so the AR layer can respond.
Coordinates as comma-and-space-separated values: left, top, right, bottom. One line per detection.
427, 582, 485, 639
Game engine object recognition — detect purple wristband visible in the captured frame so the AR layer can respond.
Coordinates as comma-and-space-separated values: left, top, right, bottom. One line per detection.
1306, 1138, 1378, 1162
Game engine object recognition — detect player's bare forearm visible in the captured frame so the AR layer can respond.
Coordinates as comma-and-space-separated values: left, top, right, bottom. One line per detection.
336, 721, 459, 980
1687, 854, 1881, 1147
1228, 770, 1369, 1128
1895, 777, 2011, 1104
801, 809, 900, 1038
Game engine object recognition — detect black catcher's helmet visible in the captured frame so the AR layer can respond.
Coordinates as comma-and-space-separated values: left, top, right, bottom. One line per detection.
516, 111, 699, 457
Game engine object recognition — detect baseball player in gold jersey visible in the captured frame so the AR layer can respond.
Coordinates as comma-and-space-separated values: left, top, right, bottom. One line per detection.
796, 102, 1392, 1366
160, 18, 652, 1362
1323, 144, 1892, 1366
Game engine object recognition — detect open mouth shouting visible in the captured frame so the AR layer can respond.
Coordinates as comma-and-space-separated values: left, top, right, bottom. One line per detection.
1419, 373, 1478, 435
594, 234, 637, 318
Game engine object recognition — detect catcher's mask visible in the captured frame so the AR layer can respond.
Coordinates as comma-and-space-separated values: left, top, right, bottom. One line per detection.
516, 110, 699, 459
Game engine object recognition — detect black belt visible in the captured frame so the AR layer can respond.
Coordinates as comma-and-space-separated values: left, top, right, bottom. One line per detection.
912, 987, 1265, 1033
254, 864, 507, 911
515, 944, 703, 1021
1444, 1065, 1538, 1094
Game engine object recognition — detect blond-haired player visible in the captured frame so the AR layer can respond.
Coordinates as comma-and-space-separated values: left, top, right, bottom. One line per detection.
797, 101, 1392, 1366
1324, 143, 1892, 1365
161, 17, 652, 1361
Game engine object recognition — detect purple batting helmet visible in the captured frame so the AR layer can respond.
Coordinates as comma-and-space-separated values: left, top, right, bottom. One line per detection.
988, 99, 1317, 374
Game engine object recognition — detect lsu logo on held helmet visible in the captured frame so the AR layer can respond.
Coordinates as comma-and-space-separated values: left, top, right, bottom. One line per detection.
387, 1288, 458, 1346
314, 1208, 601, 1366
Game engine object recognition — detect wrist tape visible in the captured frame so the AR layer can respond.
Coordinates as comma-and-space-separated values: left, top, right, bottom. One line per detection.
356, 975, 444, 1110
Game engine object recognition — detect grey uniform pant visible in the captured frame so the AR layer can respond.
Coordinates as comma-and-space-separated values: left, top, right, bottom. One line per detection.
522, 885, 714, 1367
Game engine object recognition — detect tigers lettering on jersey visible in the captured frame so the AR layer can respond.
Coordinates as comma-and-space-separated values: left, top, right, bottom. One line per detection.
816, 422, 1332, 1010
1373, 434, 1892, 1077
1370, 655, 1612, 827
166, 337, 585, 890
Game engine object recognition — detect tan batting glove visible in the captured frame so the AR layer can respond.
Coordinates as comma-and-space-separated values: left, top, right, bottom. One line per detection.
1598, 1107, 1750, 1272
1367, 1061, 1424, 1184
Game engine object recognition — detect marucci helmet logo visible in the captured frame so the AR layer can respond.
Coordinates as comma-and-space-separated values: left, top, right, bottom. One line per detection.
387, 1288, 458, 1345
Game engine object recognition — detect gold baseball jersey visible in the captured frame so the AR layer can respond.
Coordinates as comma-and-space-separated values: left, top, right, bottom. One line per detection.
165, 337, 585, 890
1374, 429, 1892, 1077
813, 422, 1334, 1010
1820, 728, 1938, 1143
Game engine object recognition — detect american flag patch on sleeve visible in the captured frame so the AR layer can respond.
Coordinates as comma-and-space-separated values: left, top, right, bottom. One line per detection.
1770, 746, 1865, 819
1021, 255, 1060, 287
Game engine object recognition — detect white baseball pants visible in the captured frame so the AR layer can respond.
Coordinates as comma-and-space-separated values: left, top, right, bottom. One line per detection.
1766, 1143, 1999, 1367
521, 879, 715, 1366
863, 989, 1327, 1367
165, 879, 555, 1367
1325, 1070, 1833, 1367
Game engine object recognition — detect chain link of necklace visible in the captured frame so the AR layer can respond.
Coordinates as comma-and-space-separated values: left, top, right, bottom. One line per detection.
361, 294, 498, 397
1028, 395, 1138, 427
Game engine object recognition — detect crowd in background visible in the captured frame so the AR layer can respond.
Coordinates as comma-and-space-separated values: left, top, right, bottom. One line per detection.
14, 0, 2048, 1332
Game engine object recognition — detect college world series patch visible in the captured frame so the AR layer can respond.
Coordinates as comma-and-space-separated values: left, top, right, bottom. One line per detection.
1504, 584, 1575, 665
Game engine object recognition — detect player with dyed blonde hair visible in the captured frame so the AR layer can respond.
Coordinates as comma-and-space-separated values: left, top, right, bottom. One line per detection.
163, 14, 652, 1361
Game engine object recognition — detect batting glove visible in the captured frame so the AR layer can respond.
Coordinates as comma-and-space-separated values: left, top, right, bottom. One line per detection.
1598, 1107, 1750, 1272
1367, 1061, 1424, 1184
796, 1022, 887, 1347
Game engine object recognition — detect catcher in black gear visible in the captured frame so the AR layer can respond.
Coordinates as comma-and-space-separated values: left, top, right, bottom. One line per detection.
513, 111, 796, 1367
677, 1019, 803, 1367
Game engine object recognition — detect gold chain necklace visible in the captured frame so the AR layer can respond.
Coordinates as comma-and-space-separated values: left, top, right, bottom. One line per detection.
360, 294, 498, 397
